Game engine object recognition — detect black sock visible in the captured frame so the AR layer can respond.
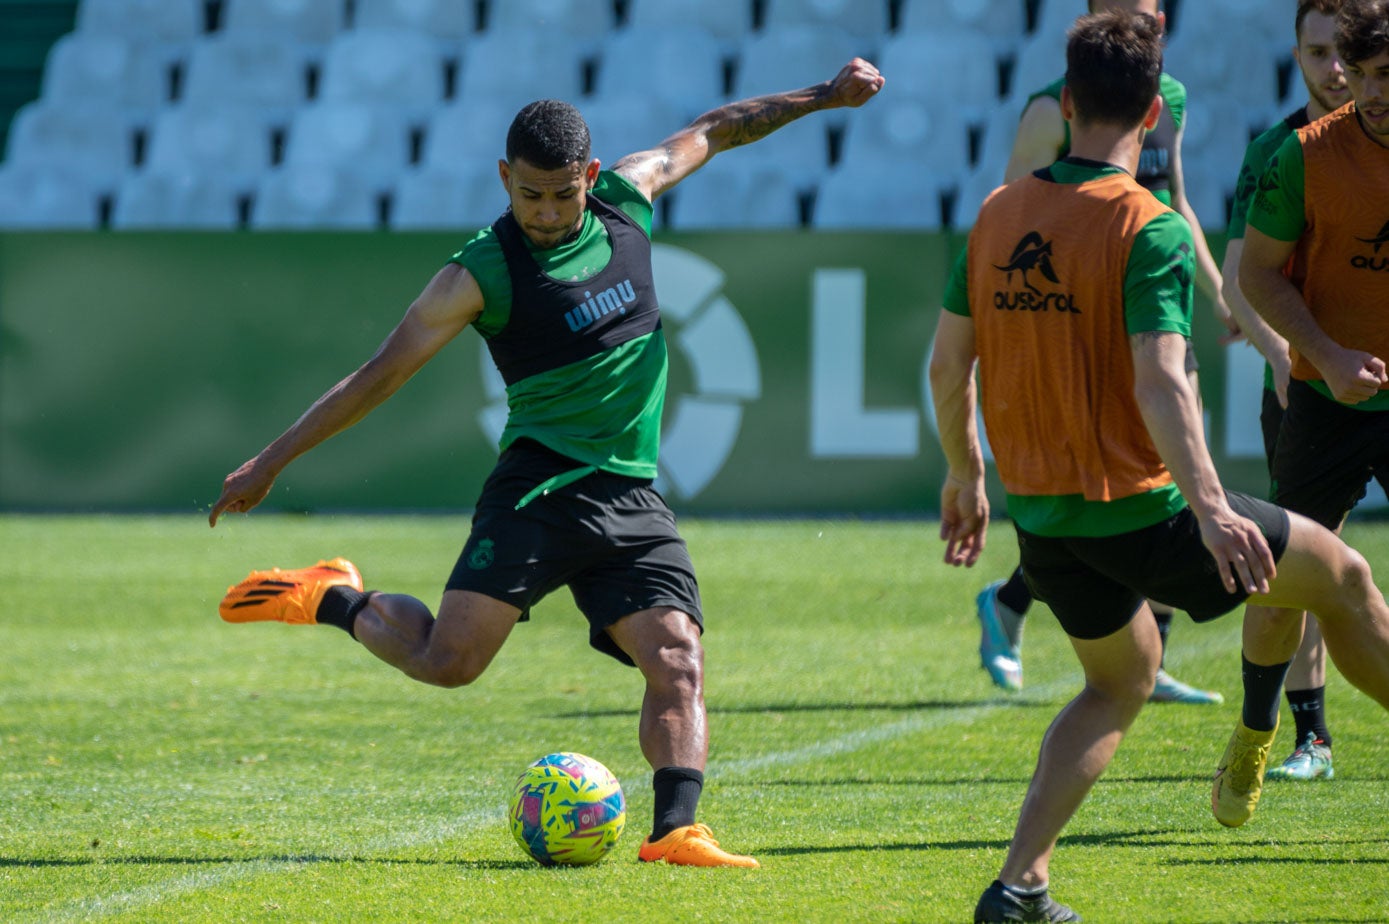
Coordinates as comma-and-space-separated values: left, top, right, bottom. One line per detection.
316, 586, 372, 638
651, 767, 703, 840
1242, 655, 1293, 732
1152, 607, 1173, 668
997, 565, 1033, 616
1287, 686, 1331, 747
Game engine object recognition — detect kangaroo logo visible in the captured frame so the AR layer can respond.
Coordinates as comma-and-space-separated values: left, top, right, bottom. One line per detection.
1356, 219, 1389, 253
1167, 241, 1193, 289
995, 231, 1060, 295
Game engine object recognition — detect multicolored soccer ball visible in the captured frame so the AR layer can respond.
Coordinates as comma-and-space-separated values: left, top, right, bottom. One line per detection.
508, 752, 626, 866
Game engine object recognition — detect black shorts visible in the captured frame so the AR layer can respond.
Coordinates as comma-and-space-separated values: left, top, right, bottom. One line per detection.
1271, 380, 1389, 529
447, 439, 702, 666
1017, 491, 1290, 641
1260, 386, 1283, 479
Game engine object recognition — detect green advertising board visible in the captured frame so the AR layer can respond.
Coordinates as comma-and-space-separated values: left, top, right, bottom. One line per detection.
1, 229, 1377, 516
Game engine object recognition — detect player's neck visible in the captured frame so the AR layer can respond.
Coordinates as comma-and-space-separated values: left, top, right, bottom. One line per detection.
1066, 125, 1144, 176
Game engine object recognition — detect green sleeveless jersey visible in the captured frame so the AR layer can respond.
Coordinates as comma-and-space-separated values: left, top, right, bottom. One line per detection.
448, 172, 668, 478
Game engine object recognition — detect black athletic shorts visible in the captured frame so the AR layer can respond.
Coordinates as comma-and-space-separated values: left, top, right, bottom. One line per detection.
1016, 490, 1290, 641
447, 439, 702, 666
1271, 380, 1389, 529
1260, 386, 1283, 478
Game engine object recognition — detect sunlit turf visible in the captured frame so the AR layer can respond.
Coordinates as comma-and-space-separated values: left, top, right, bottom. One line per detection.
2, 514, 1387, 922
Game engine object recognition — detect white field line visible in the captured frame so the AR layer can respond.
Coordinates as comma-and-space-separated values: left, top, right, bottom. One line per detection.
34, 678, 1087, 921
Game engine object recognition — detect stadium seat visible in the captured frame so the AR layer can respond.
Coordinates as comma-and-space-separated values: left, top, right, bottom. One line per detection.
877, 30, 1001, 124
732, 24, 867, 137
951, 161, 1005, 229
483, 0, 615, 52
1164, 31, 1281, 114
837, 92, 972, 184
1006, 27, 1068, 103
390, 163, 506, 230
761, 0, 889, 42
812, 162, 942, 230
973, 98, 1023, 180
221, 0, 347, 46
352, 0, 474, 46
181, 32, 310, 127
581, 94, 686, 166
75, 0, 203, 60
110, 169, 242, 229
39, 32, 169, 116
666, 161, 800, 229
713, 114, 832, 192
145, 103, 276, 194
1030, 0, 1081, 46
283, 101, 413, 193
251, 164, 378, 229
455, 29, 588, 115
0, 163, 102, 228
590, 26, 728, 122
5, 101, 139, 191
625, 0, 754, 47
319, 28, 448, 121
422, 100, 516, 171
1180, 96, 1259, 176
897, 0, 1027, 54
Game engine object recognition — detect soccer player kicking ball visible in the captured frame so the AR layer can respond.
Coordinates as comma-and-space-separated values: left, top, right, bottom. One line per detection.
210, 59, 885, 868
930, 11, 1389, 922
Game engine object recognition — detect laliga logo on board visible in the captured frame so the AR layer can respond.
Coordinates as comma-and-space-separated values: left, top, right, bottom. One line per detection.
478, 244, 762, 501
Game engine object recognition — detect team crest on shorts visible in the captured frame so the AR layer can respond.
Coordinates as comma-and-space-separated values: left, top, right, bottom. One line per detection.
468, 538, 495, 570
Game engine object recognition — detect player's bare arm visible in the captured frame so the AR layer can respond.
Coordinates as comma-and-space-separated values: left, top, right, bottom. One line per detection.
1220, 238, 1292, 406
1130, 329, 1274, 594
1240, 225, 1389, 404
1168, 135, 1238, 338
1003, 96, 1065, 182
209, 264, 484, 526
928, 309, 988, 567
613, 57, 884, 202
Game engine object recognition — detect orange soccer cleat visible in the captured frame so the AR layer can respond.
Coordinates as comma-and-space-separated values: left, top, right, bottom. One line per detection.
637, 823, 759, 868
219, 558, 362, 625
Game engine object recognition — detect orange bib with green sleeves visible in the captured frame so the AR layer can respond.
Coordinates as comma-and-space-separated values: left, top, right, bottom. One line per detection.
1289, 107, 1389, 385
967, 171, 1175, 502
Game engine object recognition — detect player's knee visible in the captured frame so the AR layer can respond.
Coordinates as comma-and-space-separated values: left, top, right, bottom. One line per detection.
1335, 546, 1375, 607
646, 630, 704, 695
417, 650, 488, 688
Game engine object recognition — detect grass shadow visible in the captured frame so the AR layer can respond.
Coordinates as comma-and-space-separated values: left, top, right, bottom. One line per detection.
0, 855, 534, 870
555, 698, 1058, 719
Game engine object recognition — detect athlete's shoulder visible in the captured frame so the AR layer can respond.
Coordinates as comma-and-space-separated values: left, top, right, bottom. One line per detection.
450, 222, 504, 268
1026, 75, 1066, 108
592, 170, 654, 234
1297, 101, 1358, 146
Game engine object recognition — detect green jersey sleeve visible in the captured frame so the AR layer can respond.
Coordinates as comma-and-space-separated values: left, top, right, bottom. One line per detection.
1160, 73, 1187, 131
942, 246, 970, 316
1246, 133, 1306, 242
1124, 210, 1194, 336
1228, 124, 1287, 239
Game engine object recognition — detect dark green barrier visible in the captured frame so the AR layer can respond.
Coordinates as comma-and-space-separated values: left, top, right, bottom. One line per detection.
0, 229, 1357, 515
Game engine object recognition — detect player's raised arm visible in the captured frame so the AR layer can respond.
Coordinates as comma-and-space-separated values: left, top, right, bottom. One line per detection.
1003, 95, 1066, 182
612, 57, 884, 203
208, 263, 484, 526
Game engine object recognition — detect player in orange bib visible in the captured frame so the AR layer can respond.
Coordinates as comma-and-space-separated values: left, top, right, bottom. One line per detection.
931, 10, 1389, 921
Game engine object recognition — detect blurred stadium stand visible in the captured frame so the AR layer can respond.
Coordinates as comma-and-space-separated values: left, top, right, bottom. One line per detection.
0, 0, 1301, 231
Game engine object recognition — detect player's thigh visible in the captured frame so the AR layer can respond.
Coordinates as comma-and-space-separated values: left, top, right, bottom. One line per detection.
604, 605, 704, 678
1068, 602, 1163, 701
430, 589, 524, 673
1247, 512, 1366, 614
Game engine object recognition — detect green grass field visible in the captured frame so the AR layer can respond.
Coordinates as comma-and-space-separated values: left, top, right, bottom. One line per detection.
2, 514, 1387, 923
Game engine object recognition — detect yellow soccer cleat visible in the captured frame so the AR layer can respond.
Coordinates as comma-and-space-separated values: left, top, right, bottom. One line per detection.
638, 823, 758, 868
219, 558, 362, 625
1212, 718, 1278, 827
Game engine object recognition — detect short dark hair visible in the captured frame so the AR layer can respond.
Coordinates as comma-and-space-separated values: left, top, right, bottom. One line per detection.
1086, 0, 1162, 13
505, 99, 591, 170
1065, 10, 1164, 129
1296, 0, 1342, 40
1336, 0, 1389, 65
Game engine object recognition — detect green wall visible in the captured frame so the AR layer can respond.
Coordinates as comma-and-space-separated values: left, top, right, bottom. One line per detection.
0, 229, 1293, 515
